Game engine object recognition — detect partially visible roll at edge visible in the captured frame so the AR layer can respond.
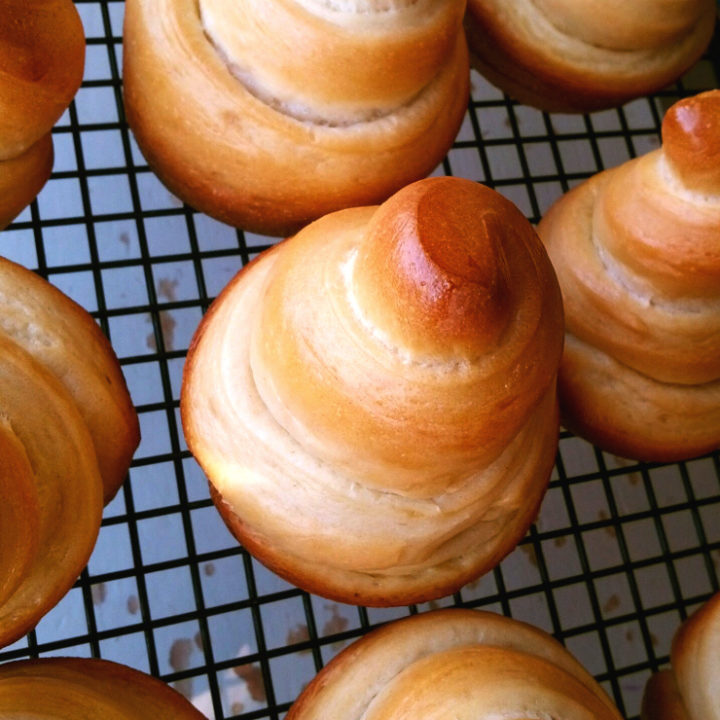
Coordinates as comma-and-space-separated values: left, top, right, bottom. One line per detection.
464, 0, 715, 113
123, 0, 470, 236
287, 609, 623, 720
0, 0, 85, 229
0, 134, 53, 230
641, 592, 720, 720
0, 657, 206, 718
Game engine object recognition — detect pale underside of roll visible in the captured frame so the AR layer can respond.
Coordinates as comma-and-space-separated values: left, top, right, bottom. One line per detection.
464, 0, 715, 112
287, 609, 623, 720
122, 0, 470, 236
182, 177, 564, 606
538, 91, 720, 461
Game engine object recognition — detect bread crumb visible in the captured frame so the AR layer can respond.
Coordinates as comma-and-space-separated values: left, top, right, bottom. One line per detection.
91, 582, 107, 605
286, 623, 310, 646
127, 595, 140, 615
170, 638, 193, 672
233, 664, 266, 703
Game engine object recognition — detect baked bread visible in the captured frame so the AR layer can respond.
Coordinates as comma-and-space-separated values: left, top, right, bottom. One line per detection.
181, 176, 564, 606
641, 592, 720, 720
287, 608, 623, 720
0, 258, 139, 649
123, 0, 470, 236
0, 0, 85, 229
0, 657, 205, 718
464, 0, 715, 113
537, 91, 720, 461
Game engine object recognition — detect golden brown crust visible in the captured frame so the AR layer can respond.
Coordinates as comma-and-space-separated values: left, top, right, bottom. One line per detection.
0, 0, 85, 159
465, 0, 715, 113
0, 257, 140, 504
641, 671, 690, 720
0, 657, 206, 718
0, 0, 84, 226
641, 593, 720, 720
0, 260, 140, 649
286, 609, 623, 720
0, 338, 102, 650
0, 133, 52, 230
663, 90, 720, 194
122, 0, 469, 236
538, 91, 720, 461
181, 177, 563, 606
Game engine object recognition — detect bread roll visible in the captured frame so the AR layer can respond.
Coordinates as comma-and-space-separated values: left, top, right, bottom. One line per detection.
464, 0, 715, 113
123, 0, 469, 236
181, 177, 564, 606
537, 91, 720, 461
0, 257, 140, 503
641, 592, 720, 720
287, 608, 623, 720
0, 0, 85, 228
0, 258, 139, 649
0, 657, 205, 718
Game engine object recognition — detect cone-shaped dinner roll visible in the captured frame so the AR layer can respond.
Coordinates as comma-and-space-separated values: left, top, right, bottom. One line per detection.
0, 657, 206, 718
0, 258, 139, 649
641, 592, 720, 720
181, 177, 564, 606
287, 609, 623, 720
123, 0, 470, 236
0, 0, 85, 228
464, 0, 715, 113
538, 90, 720, 461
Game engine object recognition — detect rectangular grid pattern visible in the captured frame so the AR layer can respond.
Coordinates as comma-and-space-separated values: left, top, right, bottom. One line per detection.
1, 4, 719, 719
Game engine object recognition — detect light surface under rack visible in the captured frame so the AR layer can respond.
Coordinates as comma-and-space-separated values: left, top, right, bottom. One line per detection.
1, 3, 719, 720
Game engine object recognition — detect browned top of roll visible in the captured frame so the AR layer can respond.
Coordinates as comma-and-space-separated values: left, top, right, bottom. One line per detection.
0, 0, 85, 160
663, 90, 720, 195
353, 178, 515, 356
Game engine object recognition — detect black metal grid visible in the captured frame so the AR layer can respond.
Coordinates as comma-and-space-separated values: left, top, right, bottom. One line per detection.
1, 3, 719, 719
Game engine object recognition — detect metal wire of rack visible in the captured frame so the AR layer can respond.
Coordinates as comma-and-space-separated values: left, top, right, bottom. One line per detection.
1, 3, 719, 719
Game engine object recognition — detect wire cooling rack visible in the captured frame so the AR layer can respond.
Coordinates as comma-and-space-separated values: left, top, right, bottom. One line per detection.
1, 3, 719, 719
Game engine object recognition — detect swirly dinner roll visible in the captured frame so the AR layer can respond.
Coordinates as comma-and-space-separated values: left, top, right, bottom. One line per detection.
181, 177, 564, 606
0, 657, 205, 719
641, 592, 720, 720
287, 608, 623, 720
0, 257, 139, 650
537, 90, 720, 462
123, 0, 470, 236
464, 0, 715, 113
0, 0, 85, 229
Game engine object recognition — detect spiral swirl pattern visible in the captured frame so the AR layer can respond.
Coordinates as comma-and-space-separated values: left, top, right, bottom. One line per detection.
287, 609, 623, 720
0, 258, 139, 649
182, 177, 563, 605
465, 0, 715, 112
538, 91, 720, 461
122, 0, 469, 235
